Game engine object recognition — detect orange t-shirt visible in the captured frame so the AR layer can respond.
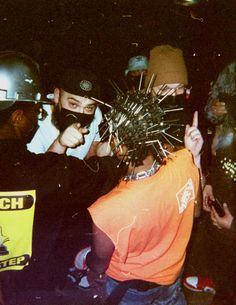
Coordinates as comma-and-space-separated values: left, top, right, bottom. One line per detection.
88, 149, 199, 285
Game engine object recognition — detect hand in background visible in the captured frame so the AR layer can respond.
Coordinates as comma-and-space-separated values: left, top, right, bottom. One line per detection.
211, 203, 234, 230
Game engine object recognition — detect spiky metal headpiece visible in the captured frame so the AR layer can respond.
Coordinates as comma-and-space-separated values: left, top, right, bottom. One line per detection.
92, 79, 184, 167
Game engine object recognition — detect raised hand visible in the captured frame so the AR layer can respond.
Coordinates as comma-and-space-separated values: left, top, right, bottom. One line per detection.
59, 123, 89, 148
47, 123, 89, 154
184, 111, 203, 167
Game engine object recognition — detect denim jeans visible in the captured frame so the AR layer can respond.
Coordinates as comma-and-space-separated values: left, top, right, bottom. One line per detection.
106, 275, 187, 305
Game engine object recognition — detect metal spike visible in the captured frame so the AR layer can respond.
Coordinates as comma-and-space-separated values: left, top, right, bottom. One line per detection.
91, 97, 112, 108
157, 88, 176, 103
164, 107, 184, 113
138, 72, 144, 91
145, 74, 155, 94
109, 80, 124, 95
157, 139, 167, 158
162, 130, 183, 143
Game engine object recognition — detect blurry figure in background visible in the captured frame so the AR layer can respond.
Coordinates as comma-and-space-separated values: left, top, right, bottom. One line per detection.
204, 61, 236, 161
205, 61, 236, 128
184, 61, 236, 305
145, 45, 189, 142
73, 89, 203, 305
124, 55, 148, 93
28, 68, 103, 159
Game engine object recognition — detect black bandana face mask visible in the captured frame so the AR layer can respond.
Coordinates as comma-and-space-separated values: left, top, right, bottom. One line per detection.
53, 107, 95, 132
163, 94, 186, 108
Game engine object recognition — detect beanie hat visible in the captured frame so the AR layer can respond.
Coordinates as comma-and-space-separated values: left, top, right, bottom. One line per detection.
125, 56, 148, 76
145, 45, 188, 88
58, 68, 100, 98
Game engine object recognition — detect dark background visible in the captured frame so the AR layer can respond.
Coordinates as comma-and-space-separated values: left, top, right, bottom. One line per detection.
0, 0, 235, 110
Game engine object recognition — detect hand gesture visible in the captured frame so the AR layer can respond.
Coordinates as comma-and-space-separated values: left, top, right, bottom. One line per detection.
211, 203, 234, 230
184, 111, 204, 162
59, 123, 89, 148
203, 184, 215, 212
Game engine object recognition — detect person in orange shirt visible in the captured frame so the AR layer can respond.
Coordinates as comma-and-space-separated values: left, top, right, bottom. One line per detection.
79, 89, 203, 305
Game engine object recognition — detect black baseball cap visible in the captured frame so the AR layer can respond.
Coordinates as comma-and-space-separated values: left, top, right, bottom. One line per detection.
58, 68, 100, 99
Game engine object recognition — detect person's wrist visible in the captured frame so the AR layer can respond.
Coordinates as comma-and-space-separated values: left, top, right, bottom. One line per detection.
193, 154, 201, 169
53, 136, 67, 153
58, 135, 67, 148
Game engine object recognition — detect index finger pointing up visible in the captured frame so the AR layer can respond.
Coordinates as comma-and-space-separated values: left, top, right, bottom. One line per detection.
192, 111, 198, 128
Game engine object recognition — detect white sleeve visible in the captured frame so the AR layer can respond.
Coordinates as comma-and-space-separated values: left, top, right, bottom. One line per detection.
27, 127, 48, 153
27, 105, 58, 154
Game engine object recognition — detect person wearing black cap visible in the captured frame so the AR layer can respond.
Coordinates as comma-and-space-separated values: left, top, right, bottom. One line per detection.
0, 52, 123, 304
28, 67, 103, 160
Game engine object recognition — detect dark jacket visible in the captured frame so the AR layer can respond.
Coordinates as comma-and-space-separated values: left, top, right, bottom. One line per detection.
0, 140, 122, 288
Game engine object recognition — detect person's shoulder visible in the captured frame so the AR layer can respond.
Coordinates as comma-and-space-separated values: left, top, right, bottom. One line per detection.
88, 184, 123, 215
169, 148, 191, 160
165, 148, 195, 170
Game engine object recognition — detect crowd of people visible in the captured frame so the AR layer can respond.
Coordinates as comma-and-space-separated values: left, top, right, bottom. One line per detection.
0, 44, 235, 305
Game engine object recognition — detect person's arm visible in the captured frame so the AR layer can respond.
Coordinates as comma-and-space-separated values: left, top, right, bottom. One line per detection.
184, 111, 204, 169
203, 184, 215, 212
47, 123, 89, 154
86, 223, 115, 279
184, 111, 204, 216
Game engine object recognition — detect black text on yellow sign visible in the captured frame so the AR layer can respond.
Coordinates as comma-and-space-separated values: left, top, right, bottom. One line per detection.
0, 195, 34, 210
0, 255, 30, 270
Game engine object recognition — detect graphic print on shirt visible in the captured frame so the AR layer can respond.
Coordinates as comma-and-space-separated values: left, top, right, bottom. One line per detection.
176, 178, 195, 214
0, 190, 36, 271
0, 226, 9, 255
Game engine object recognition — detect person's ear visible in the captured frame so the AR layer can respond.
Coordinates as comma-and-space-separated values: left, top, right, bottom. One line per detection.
54, 87, 60, 106
11, 109, 24, 126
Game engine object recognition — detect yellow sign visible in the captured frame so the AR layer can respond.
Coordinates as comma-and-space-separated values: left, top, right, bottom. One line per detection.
0, 190, 36, 271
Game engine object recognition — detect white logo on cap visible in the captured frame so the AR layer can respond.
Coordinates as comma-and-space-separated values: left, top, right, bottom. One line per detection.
80, 80, 92, 92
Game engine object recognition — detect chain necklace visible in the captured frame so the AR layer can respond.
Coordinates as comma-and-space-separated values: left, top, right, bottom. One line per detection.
124, 161, 160, 181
